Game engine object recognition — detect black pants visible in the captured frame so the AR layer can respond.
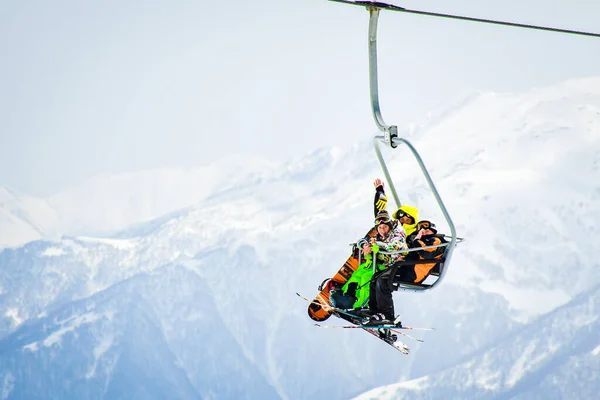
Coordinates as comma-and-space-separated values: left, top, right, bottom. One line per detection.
371, 265, 417, 320
394, 264, 417, 283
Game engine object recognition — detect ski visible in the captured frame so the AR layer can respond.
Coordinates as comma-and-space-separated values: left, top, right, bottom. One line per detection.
297, 292, 366, 320
314, 323, 424, 342
297, 292, 433, 330
362, 327, 410, 354
297, 292, 327, 307
315, 323, 435, 332
298, 291, 410, 353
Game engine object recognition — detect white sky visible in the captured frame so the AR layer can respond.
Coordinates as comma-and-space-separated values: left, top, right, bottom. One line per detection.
1, 0, 599, 196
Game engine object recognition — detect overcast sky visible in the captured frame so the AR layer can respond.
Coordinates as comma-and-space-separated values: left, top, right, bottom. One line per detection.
1, 0, 599, 196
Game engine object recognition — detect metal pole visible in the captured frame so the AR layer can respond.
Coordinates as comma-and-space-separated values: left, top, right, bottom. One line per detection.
373, 136, 401, 207
367, 7, 388, 133
368, 7, 400, 208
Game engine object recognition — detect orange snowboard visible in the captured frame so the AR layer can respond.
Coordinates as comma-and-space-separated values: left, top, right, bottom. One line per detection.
307, 255, 359, 321
307, 227, 378, 322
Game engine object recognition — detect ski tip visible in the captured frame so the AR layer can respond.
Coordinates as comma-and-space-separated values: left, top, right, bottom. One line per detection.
400, 326, 436, 331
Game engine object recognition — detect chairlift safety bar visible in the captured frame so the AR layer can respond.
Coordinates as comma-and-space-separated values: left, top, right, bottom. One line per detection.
374, 240, 451, 254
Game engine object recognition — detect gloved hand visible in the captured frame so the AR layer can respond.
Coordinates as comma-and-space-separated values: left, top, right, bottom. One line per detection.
375, 193, 388, 211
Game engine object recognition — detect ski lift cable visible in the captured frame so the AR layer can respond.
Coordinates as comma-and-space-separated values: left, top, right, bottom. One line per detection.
329, 0, 600, 38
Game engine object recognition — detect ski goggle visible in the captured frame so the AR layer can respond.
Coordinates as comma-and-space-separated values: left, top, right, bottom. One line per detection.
357, 238, 369, 248
416, 221, 435, 230
375, 216, 391, 225
395, 211, 408, 219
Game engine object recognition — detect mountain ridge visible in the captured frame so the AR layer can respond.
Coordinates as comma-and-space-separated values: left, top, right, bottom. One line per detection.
1, 76, 600, 399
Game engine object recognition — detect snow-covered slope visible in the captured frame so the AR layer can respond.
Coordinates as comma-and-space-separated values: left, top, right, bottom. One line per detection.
0, 186, 60, 248
354, 283, 600, 400
0, 264, 279, 399
1, 77, 599, 399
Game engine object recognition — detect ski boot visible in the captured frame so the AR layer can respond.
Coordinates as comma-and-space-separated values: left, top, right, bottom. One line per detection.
393, 315, 403, 328
377, 328, 398, 344
361, 313, 391, 326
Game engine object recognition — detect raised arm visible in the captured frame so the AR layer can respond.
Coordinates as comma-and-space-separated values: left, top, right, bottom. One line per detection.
373, 178, 388, 217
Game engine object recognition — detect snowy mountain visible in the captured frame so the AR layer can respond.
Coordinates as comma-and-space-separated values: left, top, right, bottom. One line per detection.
354, 282, 600, 400
410, 77, 600, 318
0, 155, 276, 248
0, 263, 278, 399
1, 76, 599, 399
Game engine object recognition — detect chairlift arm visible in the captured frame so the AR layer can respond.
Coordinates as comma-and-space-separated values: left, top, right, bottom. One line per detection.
373, 136, 400, 207
374, 137, 457, 241
373, 136, 458, 287
367, 7, 386, 132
